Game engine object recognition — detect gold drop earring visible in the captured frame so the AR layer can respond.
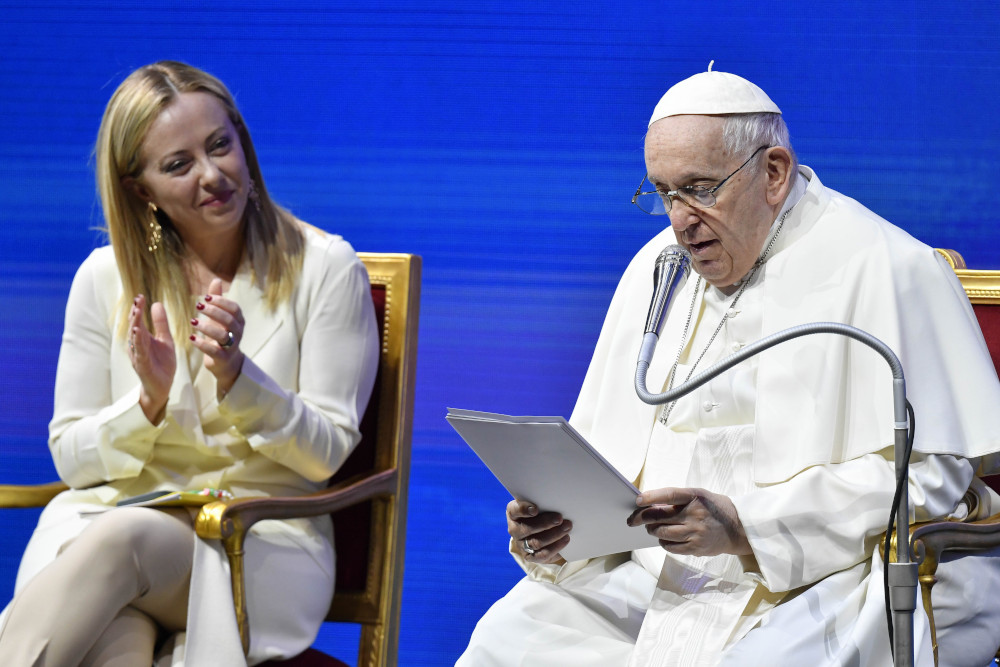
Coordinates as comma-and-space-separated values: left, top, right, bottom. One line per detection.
147, 202, 163, 253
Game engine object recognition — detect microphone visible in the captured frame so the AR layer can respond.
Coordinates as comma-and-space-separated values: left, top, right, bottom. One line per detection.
632, 320, 914, 667
637, 244, 691, 366
630, 248, 916, 666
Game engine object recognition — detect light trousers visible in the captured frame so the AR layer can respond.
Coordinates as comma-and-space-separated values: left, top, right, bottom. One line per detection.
0, 506, 195, 666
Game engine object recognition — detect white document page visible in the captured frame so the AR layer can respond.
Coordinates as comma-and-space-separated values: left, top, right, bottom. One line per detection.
446, 408, 660, 561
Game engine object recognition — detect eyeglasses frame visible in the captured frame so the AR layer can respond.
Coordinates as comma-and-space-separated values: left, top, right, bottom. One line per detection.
631, 145, 770, 215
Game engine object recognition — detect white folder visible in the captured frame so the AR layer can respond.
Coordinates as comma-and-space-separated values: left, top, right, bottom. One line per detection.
446, 408, 660, 561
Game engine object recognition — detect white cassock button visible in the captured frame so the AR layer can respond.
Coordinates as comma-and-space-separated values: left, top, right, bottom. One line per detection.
702, 401, 714, 412
727, 308, 739, 319
730, 342, 742, 352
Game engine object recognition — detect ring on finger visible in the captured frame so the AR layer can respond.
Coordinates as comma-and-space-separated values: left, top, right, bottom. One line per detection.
522, 538, 537, 556
220, 330, 235, 349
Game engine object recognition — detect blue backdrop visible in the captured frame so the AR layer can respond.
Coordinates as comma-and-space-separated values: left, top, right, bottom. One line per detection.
1, 2, 998, 664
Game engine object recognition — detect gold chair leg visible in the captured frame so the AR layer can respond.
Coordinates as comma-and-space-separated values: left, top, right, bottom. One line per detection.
918, 570, 939, 667
222, 530, 251, 656
913, 538, 941, 667
359, 624, 383, 667
196, 501, 251, 656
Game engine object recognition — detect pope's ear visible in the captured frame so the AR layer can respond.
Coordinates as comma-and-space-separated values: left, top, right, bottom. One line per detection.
121, 176, 152, 204
763, 147, 793, 206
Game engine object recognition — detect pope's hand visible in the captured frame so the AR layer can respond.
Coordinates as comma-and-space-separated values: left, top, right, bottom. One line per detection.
507, 499, 572, 565
627, 487, 752, 557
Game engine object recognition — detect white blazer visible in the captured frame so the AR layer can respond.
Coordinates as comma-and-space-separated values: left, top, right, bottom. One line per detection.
7, 224, 379, 664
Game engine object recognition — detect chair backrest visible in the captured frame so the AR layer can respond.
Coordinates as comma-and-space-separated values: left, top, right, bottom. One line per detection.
327, 253, 420, 667
938, 249, 1000, 493
937, 248, 1000, 374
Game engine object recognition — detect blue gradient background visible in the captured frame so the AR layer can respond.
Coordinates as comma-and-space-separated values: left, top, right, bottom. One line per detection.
1, 2, 998, 664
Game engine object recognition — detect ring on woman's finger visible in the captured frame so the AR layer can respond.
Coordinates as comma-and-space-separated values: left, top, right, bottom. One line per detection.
220, 330, 235, 349
522, 538, 537, 556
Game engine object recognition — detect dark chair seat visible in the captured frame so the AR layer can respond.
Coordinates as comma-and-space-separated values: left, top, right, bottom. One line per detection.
260, 647, 350, 667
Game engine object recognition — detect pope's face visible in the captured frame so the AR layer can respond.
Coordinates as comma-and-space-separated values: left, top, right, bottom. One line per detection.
644, 115, 775, 289
132, 91, 251, 246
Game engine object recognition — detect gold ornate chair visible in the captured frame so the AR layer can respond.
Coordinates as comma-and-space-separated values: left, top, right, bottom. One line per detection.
0, 252, 421, 667
906, 249, 1000, 667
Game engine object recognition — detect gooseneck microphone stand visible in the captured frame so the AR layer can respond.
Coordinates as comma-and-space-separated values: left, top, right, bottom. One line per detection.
635, 322, 916, 667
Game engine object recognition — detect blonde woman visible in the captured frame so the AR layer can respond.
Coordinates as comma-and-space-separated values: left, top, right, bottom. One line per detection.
0, 61, 379, 665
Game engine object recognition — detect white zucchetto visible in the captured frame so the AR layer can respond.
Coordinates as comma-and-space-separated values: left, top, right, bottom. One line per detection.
648, 61, 781, 127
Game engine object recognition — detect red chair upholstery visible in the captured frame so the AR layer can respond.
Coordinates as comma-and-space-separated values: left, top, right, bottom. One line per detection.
266, 649, 351, 667
213, 252, 420, 667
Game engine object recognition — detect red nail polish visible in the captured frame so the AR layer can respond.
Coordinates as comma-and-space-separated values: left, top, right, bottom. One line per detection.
204, 295, 213, 302
196, 302, 205, 310
190, 318, 198, 326
189, 335, 196, 341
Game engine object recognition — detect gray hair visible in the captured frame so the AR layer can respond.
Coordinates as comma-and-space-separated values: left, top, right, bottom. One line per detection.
722, 112, 797, 171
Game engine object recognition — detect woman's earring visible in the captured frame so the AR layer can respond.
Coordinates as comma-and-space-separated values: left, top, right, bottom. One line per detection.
248, 178, 262, 212
147, 202, 163, 253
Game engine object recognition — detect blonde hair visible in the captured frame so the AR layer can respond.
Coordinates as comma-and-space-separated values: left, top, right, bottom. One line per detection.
95, 60, 304, 341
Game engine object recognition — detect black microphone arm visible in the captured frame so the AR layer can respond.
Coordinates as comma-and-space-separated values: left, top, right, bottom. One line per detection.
634, 321, 917, 667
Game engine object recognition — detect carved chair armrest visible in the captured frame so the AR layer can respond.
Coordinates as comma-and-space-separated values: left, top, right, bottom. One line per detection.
196, 468, 397, 537
0, 481, 69, 508
907, 512, 1000, 667
911, 513, 1000, 567
193, 468, 399, 655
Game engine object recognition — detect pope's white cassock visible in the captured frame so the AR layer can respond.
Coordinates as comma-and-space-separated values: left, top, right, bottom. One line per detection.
458, 166, 1000, 667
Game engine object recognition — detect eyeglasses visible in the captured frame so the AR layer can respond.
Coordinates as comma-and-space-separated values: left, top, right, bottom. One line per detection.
631, 145, 769, 216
